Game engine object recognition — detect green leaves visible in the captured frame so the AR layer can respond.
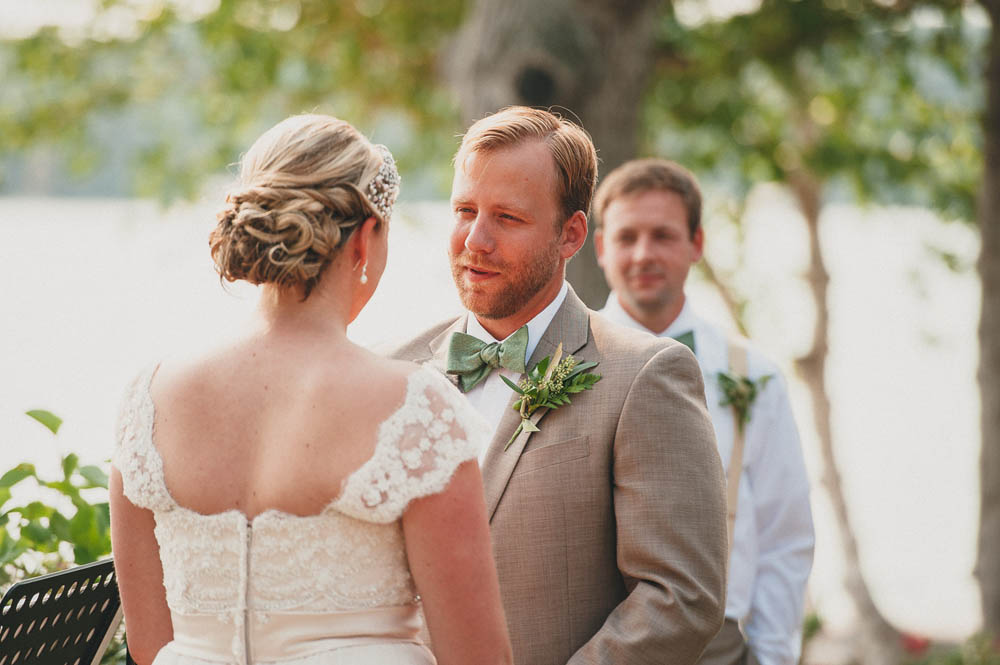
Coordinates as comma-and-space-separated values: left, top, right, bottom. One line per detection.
61, 453, 79, 480
0, 0, 466, 201
503, 351, 602, 450
78, 465, 110, 489
649, 1, 982, 223
25, 410, 62, 435
717, 371, 773, 434
0, 531, 28, 570
68, 503, 109, 564
0, 426, 112, 585
0, 464, 37, 489
500, 374, 525, 395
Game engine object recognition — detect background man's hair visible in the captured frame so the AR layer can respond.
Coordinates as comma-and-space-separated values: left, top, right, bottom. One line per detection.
456, 106, 598, 222
593, 158, 702, 238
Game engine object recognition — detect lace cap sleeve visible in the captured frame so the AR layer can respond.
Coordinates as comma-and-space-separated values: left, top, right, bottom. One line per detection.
111, 365, 175, 513
336, 366, 489, 523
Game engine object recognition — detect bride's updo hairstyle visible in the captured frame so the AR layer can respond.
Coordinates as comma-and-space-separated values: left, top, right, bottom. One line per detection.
210, 114, 399, 297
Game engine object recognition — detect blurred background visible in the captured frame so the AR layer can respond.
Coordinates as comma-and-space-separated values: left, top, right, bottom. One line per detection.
0, 1, 993, 663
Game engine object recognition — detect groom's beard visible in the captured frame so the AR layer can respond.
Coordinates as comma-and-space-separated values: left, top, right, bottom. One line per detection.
450, 239, 561, 320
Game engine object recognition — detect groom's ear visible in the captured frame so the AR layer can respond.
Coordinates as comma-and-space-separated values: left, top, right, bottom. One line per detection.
559, 211, 588, 260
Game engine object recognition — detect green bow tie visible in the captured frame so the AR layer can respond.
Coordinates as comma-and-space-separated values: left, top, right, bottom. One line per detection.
672, 330, 696, 354
446, 325, 529, 393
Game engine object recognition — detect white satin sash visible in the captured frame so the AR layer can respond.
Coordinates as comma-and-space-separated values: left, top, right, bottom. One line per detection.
167, 604, 425, 662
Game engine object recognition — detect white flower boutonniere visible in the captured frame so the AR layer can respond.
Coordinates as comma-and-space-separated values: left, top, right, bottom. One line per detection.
500, 343, 602, 451
717, 371, 772, 434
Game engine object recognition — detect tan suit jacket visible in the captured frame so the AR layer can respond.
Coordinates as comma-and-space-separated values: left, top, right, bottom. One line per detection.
389, 287, 728, 665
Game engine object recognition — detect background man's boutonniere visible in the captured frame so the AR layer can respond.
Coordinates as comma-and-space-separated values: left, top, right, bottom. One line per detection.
717, 371, 772, 433
500, 343, 601, 450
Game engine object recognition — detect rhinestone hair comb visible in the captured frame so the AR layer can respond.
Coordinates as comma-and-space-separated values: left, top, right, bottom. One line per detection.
365, 144, 400, 222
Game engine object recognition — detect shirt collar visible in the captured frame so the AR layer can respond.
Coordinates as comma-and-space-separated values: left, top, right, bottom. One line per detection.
663, 299, 699, 339
466, 280, 569, 366
602, 291, 699, 339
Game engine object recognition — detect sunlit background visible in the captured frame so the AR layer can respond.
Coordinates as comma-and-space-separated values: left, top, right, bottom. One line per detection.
0, 1, 990, 663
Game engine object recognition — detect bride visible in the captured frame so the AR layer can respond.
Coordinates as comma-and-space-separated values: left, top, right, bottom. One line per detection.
109, 114, 513, 665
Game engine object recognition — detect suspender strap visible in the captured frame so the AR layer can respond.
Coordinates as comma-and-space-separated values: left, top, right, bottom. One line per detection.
726, 340, 749, 555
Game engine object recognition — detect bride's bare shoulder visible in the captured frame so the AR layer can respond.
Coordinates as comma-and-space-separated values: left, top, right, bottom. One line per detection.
343, 349, 425, 393
146, 344, 248, 408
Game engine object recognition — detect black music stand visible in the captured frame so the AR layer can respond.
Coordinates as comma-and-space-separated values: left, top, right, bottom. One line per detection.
0, 558, 123, 665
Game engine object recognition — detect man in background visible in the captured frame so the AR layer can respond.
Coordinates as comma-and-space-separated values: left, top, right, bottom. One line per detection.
594, 158, 814, 665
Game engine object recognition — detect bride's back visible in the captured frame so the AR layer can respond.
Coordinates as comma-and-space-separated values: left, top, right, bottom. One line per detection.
139, 113, 407, 521
150, 341, 413, 521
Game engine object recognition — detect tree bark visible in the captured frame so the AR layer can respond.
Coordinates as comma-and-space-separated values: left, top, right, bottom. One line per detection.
978, 0, 1000, 644
789, 171, 903, 664
446, 0, 661, 308
697, 256, 749, 336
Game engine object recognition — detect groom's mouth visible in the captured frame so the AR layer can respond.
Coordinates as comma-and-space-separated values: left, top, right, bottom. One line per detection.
464, 266, 500, 282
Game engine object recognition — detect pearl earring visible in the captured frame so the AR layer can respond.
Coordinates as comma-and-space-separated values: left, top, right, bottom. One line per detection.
360, 263, 368, 285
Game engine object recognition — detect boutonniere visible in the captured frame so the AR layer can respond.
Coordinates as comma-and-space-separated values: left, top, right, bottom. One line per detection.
500, 343, 602, 450
717, 371, 772, 433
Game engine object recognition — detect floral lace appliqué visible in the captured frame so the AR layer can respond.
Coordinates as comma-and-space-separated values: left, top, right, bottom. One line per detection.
335, 368, 486, 523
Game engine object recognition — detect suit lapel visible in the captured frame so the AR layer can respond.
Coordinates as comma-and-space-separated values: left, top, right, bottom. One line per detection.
481, 287, 591, 520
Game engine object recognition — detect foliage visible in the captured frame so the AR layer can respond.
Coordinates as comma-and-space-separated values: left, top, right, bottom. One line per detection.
0, 0, 984, 219
647, 0, 984, 223
501, 344, 601, 450
25, 408, 63, 435
1, 411, 112, 583
802, 611, 823, 645
0, 0, 466, 200
906, 634, 1000, 665
0, 453, 111, 586
1, 410, 124, 664
717, 371, 773, 434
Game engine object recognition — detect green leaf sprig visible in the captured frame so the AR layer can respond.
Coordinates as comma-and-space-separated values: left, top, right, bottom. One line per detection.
1, 411, 112, 589
717, 371, 773, 434
500, 343, 601, 450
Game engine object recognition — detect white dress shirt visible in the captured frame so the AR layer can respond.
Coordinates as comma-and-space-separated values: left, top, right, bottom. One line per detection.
463, 281, 569, 465
600, 293, 815, 665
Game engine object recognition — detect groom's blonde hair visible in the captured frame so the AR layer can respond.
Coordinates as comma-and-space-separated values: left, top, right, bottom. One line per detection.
455, 106, 598, 223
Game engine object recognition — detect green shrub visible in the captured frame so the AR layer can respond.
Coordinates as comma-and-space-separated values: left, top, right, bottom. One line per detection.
1, 409, 125, 664
907, 634, 1000, 665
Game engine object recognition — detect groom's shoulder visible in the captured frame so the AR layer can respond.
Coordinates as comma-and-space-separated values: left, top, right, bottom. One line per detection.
589, 309, 680, 363
587, 311, 704, 395
383, 316, 463, 361
587, 309, 704, 385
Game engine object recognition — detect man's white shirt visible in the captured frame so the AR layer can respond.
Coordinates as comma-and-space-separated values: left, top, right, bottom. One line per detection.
463, 281, 569, 466
601, 293, 815, 665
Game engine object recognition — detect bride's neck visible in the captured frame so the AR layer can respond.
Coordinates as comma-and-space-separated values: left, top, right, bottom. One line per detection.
255, 279, 351, 343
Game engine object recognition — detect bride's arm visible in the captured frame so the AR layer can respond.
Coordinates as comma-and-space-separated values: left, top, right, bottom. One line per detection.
110, 468, 173, 665
403, 460, 513, 665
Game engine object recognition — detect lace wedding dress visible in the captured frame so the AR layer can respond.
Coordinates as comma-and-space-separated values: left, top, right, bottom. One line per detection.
113, 365, 488, 665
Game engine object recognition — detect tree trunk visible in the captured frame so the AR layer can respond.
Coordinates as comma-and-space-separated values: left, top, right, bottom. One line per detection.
446, 0, 661, 308
697, 256, 749, 336
977, 0, 1000, 644
789, 171, 903, 664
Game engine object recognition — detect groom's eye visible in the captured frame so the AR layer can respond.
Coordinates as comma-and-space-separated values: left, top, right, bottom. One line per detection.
498, 212, 524, 223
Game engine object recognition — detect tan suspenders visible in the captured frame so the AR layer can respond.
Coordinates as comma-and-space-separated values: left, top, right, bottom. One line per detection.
726, 340, 749, 554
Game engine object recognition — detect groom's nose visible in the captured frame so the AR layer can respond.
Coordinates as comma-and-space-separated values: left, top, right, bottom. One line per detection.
464, 215, 496, 254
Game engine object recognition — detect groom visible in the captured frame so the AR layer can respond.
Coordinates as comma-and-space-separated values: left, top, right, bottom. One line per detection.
391, 106, 728, 664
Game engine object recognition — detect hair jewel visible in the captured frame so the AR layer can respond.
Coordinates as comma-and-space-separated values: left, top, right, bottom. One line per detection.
365, 144, 400, 222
